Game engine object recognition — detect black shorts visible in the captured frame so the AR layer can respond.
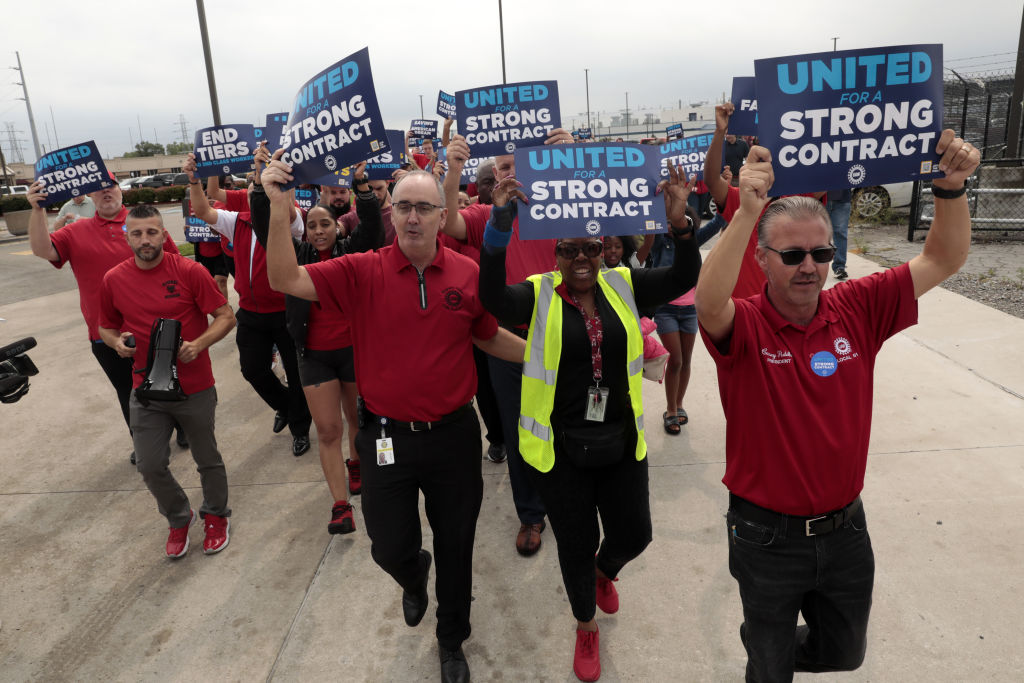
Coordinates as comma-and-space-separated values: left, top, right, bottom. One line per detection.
299, 346, 355, 386
195, 251, 228, 278
223, 254, 235, 277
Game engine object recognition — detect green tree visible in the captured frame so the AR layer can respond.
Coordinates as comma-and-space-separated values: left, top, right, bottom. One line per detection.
124, 140, 165, 157
165, 141, 193, 155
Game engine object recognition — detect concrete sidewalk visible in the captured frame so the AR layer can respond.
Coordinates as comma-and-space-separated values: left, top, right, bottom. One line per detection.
1, 250, 1022, 682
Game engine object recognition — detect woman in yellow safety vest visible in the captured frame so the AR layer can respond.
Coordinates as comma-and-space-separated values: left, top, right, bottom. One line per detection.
478, 163, 702, 682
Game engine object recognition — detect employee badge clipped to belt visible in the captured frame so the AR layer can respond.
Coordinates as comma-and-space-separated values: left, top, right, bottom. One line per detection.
376, 416, 395, 466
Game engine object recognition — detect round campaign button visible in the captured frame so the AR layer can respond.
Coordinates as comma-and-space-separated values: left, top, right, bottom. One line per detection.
810, 351, 838, 377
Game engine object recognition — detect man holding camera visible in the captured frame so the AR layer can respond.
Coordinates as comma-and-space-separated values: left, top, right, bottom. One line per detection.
98, 204, 236, 559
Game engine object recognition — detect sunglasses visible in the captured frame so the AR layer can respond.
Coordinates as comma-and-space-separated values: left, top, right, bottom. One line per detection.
763, 245, 836, 266
555, 242, 604, 260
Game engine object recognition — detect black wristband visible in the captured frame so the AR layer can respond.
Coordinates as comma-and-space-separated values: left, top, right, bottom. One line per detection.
931, 182, 967, 199
670, 214, 695, 237
189, 180, 200, 185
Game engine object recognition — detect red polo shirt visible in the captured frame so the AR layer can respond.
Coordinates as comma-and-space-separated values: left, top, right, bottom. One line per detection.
305, 249, 352, 351
49, 206, 180, 340
99, 253, 227, 394
305, 240, 498, 422
460, 202, 555, 284
700, 263, 917, 515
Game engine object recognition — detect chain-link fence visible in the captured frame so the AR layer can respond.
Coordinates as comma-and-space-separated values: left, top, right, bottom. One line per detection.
943, 68, 1021, 160
908, 159, 1024, 239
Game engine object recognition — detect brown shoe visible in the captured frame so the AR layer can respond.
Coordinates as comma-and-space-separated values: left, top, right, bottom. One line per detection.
515, 521, 546, 556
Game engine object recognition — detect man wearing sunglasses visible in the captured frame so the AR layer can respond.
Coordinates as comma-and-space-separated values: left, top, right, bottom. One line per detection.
696, 131, 980, 682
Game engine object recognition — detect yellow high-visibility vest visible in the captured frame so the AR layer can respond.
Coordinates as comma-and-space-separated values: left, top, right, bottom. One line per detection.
518, 267, 647, 473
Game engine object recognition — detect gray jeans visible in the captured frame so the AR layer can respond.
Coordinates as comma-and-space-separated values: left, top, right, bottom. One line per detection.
130, 386, 230, 527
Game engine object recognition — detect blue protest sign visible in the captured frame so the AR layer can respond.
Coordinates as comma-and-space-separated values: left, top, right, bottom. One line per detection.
410, 119, 437, 138
279, 47, 390, 189
754, 44, 944, 195
730, 77, 758, 135
34, 140, 113, 206
437, 90, 457, 119
456, 80, 560, 157
365, 129, 408, 180
294, 188, 319, 212
253, 112, 290, 148
577, 127, 593, 140
192, 124, 257, 178
666, 123, 683, 141
313, 167, 353, 188
460, 155, 484, 185
657, 133, 713, 181
514, 143, 667, 240
185, 215, 221, 243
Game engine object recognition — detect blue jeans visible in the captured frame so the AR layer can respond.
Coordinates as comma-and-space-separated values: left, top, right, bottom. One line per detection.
827, 200, 851, 272
727, 496, 874, 682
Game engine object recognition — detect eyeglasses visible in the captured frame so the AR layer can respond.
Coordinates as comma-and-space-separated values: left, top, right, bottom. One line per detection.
763, 245, 836, 266
555, 242, 604, 260
393, 201, 444, 216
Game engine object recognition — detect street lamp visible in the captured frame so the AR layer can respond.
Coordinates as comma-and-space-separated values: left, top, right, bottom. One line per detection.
625, 92, 629, 137
585, 69, 591, 130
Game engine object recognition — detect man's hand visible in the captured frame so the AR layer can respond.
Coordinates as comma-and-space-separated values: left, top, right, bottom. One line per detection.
441, 118, 454, 147
715, 103, 734, 134
27, 180, 48, 211
261, 149, 295, 203
492, 176, 527, 208
178, 339, 202, 364
183, 153, 198, 182
737, 146, 774, 215
658, 162, 696, 227
446, 134, 470, 176
55, 214, 74, 228
545, 128, 574, 145
932, 129, 981, 190
114, 332, 136, 359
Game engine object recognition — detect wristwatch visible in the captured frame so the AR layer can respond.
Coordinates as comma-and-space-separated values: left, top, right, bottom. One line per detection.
671, 214, 695, 237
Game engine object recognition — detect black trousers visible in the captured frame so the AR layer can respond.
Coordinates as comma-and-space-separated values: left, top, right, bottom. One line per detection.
527, 447, 652, 622
91, 340, 133, 431
356, 409, 483, 650
472, 345, 503, 447
234, 308, 311, 437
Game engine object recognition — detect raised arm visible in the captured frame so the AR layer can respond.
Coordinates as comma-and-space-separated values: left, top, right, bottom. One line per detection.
342, 162, 384, 253
695, 146, 773, 346
908, 130, 981, 298
184, 154, 219, 225
705, 103, 734, 208
261, 150, 319, 301
442, 134, 472, 240
26, 181, 58, 262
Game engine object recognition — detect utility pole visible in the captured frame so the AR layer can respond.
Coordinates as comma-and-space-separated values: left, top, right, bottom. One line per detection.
0, 142, 8, 187
49, 106, 60, 148
196, 0, 222, 125
585, 69, 591, 130
4, 123, 25, 163
137, 115, 143, 144
832, 37, 839, 51
177, 114, 190, 144
498, 0, 507, 84
11, 52, 42, 161
419, 95, 424, 118
625, 92, 630, 136
1004, 4, 1024, 161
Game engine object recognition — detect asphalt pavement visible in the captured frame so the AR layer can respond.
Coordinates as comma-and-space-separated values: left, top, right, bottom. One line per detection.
1, 229, 1023, 681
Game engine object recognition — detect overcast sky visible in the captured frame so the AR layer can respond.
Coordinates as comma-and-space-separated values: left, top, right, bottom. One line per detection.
1, 0, 1020, 163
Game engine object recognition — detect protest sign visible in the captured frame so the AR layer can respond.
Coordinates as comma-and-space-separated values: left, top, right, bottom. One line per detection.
34, 140, 114, 206
657, 133, 713, 180
365, 129, 408, 180
754, 44, 944, 195
410, 119, 438, 138
437, 90, 457, 119
182, 196, 220, 243
254, 112, 290, 148
515, 143, 667, 240
314, 167, 353, 188
455, 80, 560, 157
279, 47, 390, 189
191, 124, 257, 178
577, 127, 593, 140
666, 123, 683, 141
294, 188, 319, 212
730, 77, 758, 135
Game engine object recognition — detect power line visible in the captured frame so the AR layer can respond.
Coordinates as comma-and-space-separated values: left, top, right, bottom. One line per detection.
947, 51, 1016, 63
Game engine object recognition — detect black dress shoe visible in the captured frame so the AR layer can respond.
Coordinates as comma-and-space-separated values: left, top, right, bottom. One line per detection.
273, 411, 288, 434
439, 644, 469, 683
402, 549, 432, 627
292, 435, 310, 457
129, 451, 136, 465
175, 425, 189, 449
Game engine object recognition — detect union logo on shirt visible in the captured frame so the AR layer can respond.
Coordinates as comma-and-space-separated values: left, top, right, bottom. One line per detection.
163, 279, 180, 299
442, 286, 464, 311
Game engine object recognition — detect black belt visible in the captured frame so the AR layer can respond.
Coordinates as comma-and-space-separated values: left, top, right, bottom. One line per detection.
366, 402, 473, 433
729, 493, 863, 538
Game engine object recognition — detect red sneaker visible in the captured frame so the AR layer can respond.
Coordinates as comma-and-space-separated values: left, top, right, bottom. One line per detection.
573, 627, 601, 682
346, 459, 361, 496
202, 514, 230, 554
328, 500, 355, 534
166, 509, 196, 559
596, 575, 619, 614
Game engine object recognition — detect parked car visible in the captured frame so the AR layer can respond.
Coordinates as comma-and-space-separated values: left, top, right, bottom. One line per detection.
0, 185, 29, 196
119, 175, 152, 190
138, 173, 177, 188
852, 182, 913, 219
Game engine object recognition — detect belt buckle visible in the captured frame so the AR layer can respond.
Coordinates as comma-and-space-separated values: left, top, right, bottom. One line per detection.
805, 515, 827, 536
410, 421, 431, 432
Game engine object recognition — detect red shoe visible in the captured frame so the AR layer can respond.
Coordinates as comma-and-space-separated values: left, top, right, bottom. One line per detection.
346, 459, 361, 496
166, 509, 196, 559
596, 575, 619, 614
573, 627, 601, 681
202, 514, 230, 554
328, 500, 356, 534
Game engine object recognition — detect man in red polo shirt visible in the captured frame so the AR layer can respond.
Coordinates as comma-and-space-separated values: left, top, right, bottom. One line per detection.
262, 155, 524, 683
695, 133, 980, 681
26, 177, 183, 460
441, 127, 573, 557
98, 204, 236, 558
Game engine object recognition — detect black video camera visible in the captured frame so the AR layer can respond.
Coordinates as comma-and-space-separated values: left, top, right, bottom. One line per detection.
0, 337, 40, 404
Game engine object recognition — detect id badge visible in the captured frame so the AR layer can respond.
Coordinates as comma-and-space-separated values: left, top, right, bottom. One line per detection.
376, 437, 395, 466
584, 386, 610, 422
